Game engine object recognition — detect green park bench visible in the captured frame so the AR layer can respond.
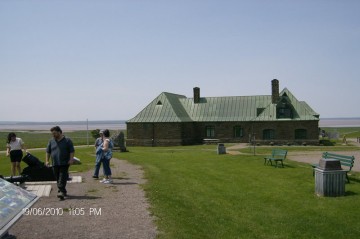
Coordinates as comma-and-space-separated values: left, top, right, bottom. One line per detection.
264, 149, 288, 168
312, 152, 355, 183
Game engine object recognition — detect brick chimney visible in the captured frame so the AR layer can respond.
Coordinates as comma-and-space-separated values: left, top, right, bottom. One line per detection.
271, 79, 279, 104
193, 87, 200, 103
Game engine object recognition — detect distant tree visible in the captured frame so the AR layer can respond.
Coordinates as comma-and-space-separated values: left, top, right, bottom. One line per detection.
91, 129, 101, 139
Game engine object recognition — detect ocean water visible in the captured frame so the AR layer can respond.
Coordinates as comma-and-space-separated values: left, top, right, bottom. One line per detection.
0, 121, 126, 131
0, 118, 359, 131
319, 118, 360, 127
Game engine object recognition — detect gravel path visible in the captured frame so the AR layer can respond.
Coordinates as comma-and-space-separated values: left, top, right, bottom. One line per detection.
227, 141, 360, 172
287, 138, 360, 172
288, 150, 360, 172
9, 158, 157, 239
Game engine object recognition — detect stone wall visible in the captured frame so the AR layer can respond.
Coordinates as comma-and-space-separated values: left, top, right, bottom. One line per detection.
127, 122, 185, 146
127, 120, 319, 146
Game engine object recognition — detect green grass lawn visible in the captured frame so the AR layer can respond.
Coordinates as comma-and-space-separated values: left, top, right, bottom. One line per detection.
2, 137, 360, 238
322, 127, 360, 138
115, 145, 360, 239
0, 147, 97, 176
0, 131, 91, 151
0, 130, 123, 151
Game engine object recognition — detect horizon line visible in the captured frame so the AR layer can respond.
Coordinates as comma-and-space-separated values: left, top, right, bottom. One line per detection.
1, 117, 360, 124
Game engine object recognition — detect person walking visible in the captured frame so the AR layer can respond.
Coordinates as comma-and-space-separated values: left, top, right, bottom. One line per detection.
6, 132, 27, 176
98, 129, 114, 184
93, 130, 104, 179
45, 126, 75, 200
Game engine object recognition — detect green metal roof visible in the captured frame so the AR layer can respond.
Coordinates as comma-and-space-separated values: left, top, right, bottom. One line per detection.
180, 95, 271, 122
127, 88, 319, 123
127, 92, 192, 123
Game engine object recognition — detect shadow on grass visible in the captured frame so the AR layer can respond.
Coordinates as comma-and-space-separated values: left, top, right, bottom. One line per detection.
345, 191, 358, 196
348, 177, 360, 184
265, 164, 297, 169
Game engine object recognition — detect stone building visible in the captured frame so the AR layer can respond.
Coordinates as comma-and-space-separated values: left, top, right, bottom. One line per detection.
126, 79, 320, 146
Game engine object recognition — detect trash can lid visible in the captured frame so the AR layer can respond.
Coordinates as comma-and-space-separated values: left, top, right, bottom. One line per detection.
318, 158, 342, 171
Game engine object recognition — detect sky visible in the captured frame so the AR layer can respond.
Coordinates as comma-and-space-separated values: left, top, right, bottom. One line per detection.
1, 0, 359, 121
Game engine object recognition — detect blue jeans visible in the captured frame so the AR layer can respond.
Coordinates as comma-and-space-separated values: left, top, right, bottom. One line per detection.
93, 160, 102, 177
102, 157, 112, 176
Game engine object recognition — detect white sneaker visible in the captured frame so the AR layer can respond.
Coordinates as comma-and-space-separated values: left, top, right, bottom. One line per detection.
103, 179, 113, 184
99, 178, 107, 183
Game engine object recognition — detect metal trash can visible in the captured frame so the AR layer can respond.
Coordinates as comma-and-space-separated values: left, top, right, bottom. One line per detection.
315, 158, 346, 197
217, 144, 226, 154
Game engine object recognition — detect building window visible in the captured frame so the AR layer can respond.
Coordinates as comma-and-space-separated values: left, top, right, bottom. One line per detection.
257, 108, 265, 116
263, 129, 275, 140
276, 98, 293, 119
277, 108, 292, 118
234, 126, 243, 138
205, 126, 215, 138
295, 129, 307, 139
